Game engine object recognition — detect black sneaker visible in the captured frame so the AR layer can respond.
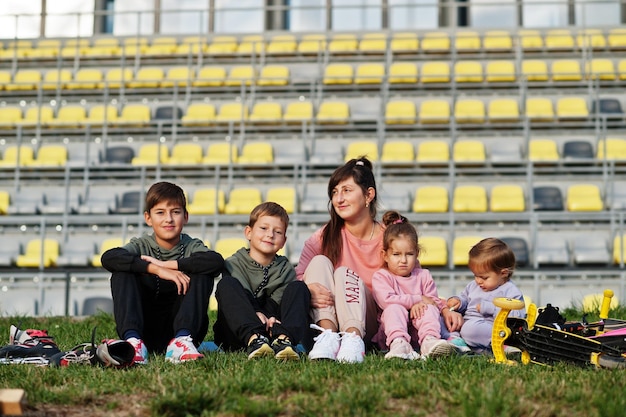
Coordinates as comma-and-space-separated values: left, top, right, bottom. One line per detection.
272, 337, 299, 361
246, 335, 273, 359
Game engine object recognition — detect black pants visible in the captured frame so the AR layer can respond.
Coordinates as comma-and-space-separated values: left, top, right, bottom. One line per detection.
213, 276, 310, 351
110, 271, 214, 353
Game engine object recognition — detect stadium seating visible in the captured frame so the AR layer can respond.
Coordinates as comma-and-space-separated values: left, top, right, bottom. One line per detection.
187, 188, 226, 215
413, 186, 448, 213
419, 236, 448, 267
224, 188, 263, 214
16, 238, 59, 268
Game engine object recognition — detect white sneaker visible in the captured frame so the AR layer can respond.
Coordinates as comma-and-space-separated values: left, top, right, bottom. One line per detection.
420, 336, 456, 359
336, 331, 365, 363
308, 324, 340, 361
127, 337, 148, 365
165, 335, 204, 364
385, 338, 421, 360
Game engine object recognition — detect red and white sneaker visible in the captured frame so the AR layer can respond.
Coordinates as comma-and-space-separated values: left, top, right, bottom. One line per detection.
126, 337, 148, 365
165, 336, 204, 364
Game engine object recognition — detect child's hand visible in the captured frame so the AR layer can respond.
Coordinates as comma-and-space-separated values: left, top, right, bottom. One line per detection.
447, 297, 461, 311
155, 267, 190, 295
421, 296, 435, 305
410, 302, 428, 320
141, 255, 160, 265
476, 304, 481, 313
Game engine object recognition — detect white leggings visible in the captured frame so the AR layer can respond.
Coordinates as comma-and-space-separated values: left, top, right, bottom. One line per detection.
302, 255, 378, 341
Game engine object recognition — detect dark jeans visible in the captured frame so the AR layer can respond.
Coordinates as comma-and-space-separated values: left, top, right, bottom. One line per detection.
213, 276, 311, 351
110, 271, 214, 353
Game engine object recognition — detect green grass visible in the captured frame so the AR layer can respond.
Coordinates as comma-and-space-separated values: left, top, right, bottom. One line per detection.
1, 308, 626, 417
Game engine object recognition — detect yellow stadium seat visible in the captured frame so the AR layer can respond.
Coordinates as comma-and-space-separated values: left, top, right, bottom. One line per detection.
419, 236, 448, 267
16, 239, 59, 268
167, 143, 203, 165
454, 61, 483, 83
453, 140, 486, 163
127, 67, 164, 88
582, 293, 618, 313
486, 60, 516, 82
490, 184, 525, 212
545, 29, 574, 50
528, 139, 559, 162
85, 105, 118, 126
453, 236, 483, 266
29, 144, 67, 167
92, 238, 123, 267
551, 60, 582, 81
566, 184, 603, 211
203, 143, 238, 165
236, 35, 265, 54
101, 68, 133, 89
597, 138, 626, 160
422, 31, 450, 52
488, 98, 520, 122
85, 37, 120, 57
49, 105, 87, 127
419, 100, 450, 124
238, 142, 274, 164
416, 141, 449, 164
207, 36, 238, 54
265, 186, 297, 213
385, 100, 417, 124
187, 188, 226, 215
391, 32, 418, 53
556, 96, 588, 119
576, 29, 606, 49
215, 102, 248, 124
29, 39, 61, 58
181, 103, 216, 126
521, 60, 549, 82
0, 107, 23, 128
175, 36, 207, 55
355, 63, 385, 84
317, 101, 350, 124
323, 63, 353, 85
118, 37, 147, 56
421, 61, 450, 83
257, 65, 289, 86
283, 101, 313, 124
215, 237, 248, 258
0, 145, 34, 167
249, 102, 282, 124
412, 186, 448, 213
620, 60, 626, 80
381, 141, 415, 164
225, 65, 256, 86
328, 34, 358, 53
1, 39, 32, 59
389, 62, 418, 84
66, 68, 103, 90
358, 33, 387, 53
614, 234, 626, 264
144, 36, 178, 56
297, 34, 327, 54
454, 99, 485, 124
116, 104, 151, 126
454, 30, 481, 52
6, 69, 41, 91
131, 144, 169, 166
344, 141, 378, 162
0, 71, 11, 90
608, 28, 626, 49
0, 190, 9, 214
453, 185, 488, 212
483, 30, 513, 51
525, 97, 554, 122
18, 106, 54, 127
267, 34, 297, 54
586, 59, 616, 81
225, 188, 263, 214
193, 66, 226, 87
161, 67, 194, 88
42, 69, 72, 90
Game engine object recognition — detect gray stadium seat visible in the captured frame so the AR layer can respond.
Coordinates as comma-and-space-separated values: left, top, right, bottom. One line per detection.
534, 235, 570, 266
500, 236, 530, 267
562, 140, 594, 161
572, 234, 611, 266
300, 183, 328, 213
533, 186, 564, 211
114, 190, 143, 214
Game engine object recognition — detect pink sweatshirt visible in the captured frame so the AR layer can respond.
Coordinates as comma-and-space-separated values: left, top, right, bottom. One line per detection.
371, 266, 447, 312
295, 226, 383, 291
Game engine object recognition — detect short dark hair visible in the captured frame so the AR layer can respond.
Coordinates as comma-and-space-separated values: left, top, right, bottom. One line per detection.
144, 181, 187, 214
249, 201, 290, 231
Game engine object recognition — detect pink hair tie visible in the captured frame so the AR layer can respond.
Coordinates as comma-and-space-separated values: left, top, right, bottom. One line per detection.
393, 219, 403, 224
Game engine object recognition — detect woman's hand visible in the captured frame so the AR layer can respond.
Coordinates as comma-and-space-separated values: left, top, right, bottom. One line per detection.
307, 282, 334, 309
442, 308, 463, 332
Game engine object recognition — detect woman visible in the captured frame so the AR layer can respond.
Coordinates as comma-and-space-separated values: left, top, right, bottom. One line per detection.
296, 157, 382, 363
